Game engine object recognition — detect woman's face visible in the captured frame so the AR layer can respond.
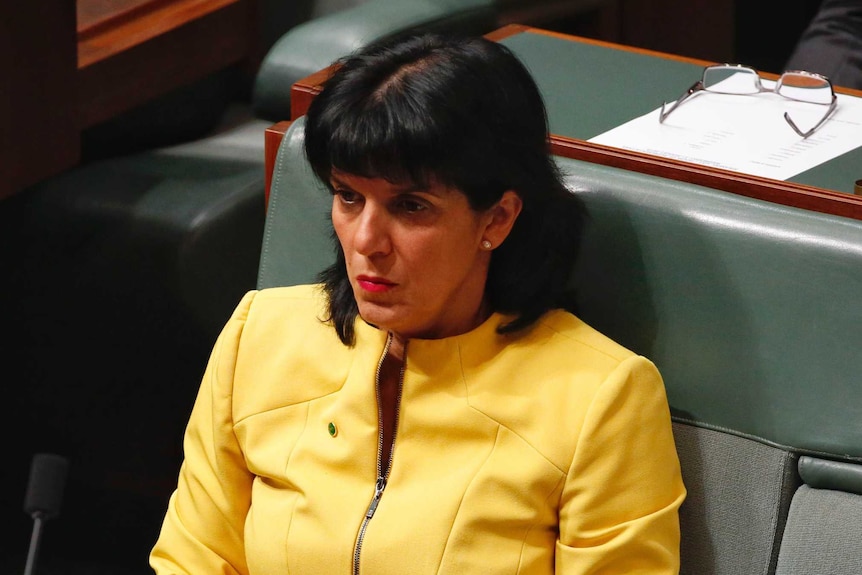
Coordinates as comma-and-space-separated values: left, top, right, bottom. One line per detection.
330, 170, 519, 340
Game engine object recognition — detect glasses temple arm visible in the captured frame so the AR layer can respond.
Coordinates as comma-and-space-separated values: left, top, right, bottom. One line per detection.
783, 94, 838, 138
659, 80, 704, 123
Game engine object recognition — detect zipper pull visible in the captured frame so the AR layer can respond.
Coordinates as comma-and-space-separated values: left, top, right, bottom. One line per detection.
365, 476, 387, 519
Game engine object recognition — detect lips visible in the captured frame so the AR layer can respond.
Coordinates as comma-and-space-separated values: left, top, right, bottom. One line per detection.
356, 275, 396, 293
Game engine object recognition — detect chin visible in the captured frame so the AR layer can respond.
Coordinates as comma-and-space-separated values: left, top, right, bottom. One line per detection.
356, 302, 399, 332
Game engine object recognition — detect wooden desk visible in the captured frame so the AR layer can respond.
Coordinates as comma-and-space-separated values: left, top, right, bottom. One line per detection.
277, 24, 862, 221
76, 0, 255, 129
1, 0, 256, 201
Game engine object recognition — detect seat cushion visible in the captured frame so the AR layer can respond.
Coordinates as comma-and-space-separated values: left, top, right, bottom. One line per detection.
775, 484, 862, 575
673, 423, 799, 575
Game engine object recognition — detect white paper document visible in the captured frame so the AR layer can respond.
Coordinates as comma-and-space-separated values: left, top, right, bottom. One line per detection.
588, 80, 862, 181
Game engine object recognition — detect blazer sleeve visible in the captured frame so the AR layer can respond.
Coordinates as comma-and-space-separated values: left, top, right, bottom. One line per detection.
149, 290, 259, 575
556, 354, 687, 574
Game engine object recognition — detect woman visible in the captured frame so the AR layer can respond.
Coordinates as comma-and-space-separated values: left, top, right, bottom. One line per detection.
150, 33, 685, 574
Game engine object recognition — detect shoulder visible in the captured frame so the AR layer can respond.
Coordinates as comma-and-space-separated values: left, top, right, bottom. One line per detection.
214, 285, 332, 354
230, 284, 331, 338
527, 309, 663, 407
243, 283, 328, 316
513, 308, 638, 372
464, 308, 646, 390
211, 285, 352, 409
468, 308, 659, 410
468, 310, 664, 468
229, 283, 344, 356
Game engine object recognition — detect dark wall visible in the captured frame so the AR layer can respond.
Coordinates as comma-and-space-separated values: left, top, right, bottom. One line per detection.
552, 0, 825, 73
735, 0, 823, 73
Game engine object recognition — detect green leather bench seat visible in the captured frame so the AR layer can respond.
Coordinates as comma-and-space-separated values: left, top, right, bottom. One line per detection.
253, 0, 497, 120
3, 111, 270, 572
775, 457, 862, 575
260, 118, 862, 575
567, 161, 862, 568
564, 162, 862, 461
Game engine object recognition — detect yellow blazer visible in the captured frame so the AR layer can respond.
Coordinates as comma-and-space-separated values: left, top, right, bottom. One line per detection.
151, 284, 685, 574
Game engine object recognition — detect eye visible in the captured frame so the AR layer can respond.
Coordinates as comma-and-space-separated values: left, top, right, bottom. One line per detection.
334, 189, 361, 205
394, 196, 428, 214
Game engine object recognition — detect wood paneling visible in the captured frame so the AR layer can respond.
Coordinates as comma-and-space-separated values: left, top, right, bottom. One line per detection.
77, 0, 244, 68
78, 0, 252, 128
619, 0, 735, 63
0, 2, 79, 200
0, 0, 256, 200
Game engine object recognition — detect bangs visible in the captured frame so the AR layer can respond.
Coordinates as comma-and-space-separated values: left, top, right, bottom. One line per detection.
304, 35, 512, 210
320, 96, 460, 189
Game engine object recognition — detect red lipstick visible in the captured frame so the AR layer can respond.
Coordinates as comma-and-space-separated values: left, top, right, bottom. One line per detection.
356, 276, 395, 293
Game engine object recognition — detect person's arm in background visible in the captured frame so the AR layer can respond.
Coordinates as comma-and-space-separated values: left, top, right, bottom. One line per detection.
785, 0, 862, 90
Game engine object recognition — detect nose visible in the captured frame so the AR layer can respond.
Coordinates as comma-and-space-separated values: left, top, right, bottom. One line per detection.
353, 203, 392, 257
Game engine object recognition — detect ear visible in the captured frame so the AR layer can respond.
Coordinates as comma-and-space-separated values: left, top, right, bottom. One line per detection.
481, 190, 523, 249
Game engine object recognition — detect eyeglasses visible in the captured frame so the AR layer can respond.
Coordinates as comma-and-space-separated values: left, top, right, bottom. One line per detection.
659, 64, 838, 138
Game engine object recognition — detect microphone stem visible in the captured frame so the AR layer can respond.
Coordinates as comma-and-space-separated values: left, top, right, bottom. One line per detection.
23, 514, 45, 575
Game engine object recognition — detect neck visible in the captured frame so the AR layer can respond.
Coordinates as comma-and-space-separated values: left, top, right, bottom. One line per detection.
387, 332, 407, 361
387, 296, 495, 346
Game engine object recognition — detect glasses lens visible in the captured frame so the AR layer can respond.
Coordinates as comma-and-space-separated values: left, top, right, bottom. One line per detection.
702, 65, 760, 94
777, 72, 833, 104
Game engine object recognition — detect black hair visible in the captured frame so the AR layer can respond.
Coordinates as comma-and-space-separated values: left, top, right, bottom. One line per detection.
304, 32, 585, 345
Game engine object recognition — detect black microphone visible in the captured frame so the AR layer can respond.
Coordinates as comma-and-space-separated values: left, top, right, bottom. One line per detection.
23, 453, 70, 575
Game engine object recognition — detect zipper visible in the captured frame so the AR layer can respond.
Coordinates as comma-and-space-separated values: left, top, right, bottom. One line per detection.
352, 477, 386, 575
352, 334, 405, 575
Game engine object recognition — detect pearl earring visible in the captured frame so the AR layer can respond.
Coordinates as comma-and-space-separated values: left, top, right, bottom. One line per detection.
481, 240, 492, 250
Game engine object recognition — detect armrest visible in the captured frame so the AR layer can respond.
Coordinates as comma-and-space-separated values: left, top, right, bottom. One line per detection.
252, 0, 496, 121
